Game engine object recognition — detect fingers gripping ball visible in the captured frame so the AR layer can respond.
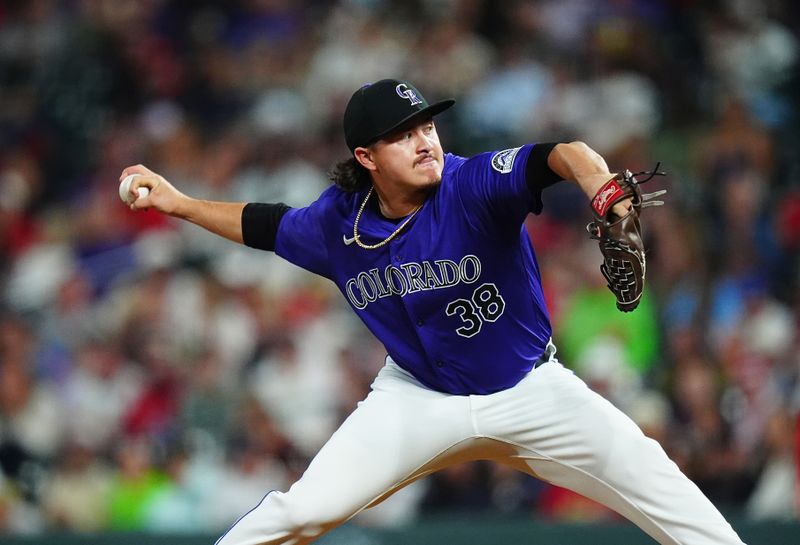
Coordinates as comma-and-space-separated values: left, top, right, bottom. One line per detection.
586, 165, 666, 312
119, 174, 150, 205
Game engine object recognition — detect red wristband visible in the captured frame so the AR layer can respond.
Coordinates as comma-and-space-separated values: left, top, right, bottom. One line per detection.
591, 177, 624, 217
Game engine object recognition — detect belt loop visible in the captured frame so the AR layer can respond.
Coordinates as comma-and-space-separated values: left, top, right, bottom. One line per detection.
534, 339, 556, 369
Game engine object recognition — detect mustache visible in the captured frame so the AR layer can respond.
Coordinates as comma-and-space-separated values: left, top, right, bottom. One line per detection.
415, 153, 436, 165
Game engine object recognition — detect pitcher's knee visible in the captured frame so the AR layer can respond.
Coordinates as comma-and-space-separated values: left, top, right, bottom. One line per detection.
277, 492, 352, 538
216, 489, 360, 545
605, 432, 673, 486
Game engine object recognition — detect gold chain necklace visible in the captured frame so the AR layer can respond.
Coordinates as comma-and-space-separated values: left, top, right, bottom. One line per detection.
353, 186, 422, 250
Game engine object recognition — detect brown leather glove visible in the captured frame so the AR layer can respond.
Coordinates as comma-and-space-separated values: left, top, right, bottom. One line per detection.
586, 166, 666, 312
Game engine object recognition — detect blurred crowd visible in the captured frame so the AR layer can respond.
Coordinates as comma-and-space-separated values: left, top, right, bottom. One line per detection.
1, 0, 799, 535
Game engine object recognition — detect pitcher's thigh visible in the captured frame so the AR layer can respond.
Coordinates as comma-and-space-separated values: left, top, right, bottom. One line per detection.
506, 371, 744, 545
217, 380, 473, 545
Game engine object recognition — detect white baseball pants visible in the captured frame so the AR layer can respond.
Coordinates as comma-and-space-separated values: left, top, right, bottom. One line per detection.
215, 355, 745, 545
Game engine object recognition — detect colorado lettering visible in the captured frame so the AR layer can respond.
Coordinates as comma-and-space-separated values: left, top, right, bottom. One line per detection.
345, 255, 482, 310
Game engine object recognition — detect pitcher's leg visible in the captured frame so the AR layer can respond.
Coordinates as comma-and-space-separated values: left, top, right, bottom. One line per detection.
215, 363, 474, 545
478, 362, 745, 545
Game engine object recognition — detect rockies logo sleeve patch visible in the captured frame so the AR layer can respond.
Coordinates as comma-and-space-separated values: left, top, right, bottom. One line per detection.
491, 147, 522, 174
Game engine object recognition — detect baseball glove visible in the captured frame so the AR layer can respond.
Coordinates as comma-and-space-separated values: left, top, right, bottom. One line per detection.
586, 164, 666, 312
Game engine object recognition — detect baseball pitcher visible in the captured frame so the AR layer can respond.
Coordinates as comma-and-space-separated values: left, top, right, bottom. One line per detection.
120, 79, 745, 545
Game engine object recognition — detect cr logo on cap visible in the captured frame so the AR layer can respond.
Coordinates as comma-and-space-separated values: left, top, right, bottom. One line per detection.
396, 83, 422, 106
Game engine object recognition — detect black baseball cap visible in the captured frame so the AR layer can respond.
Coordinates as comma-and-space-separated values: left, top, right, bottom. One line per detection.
343, 79, 455, 152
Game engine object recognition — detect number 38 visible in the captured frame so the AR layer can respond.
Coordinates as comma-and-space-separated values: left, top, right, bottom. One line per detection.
445, 283, 506, 338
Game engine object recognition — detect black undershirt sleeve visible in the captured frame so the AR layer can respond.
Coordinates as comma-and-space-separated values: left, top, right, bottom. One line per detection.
526, 142, 565, 214
241, 202, 291, 251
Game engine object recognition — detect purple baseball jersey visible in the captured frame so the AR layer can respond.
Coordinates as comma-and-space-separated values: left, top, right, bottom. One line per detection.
275, 143, 552, 395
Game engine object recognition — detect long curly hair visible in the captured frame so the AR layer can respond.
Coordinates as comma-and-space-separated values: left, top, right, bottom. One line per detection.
328, 157, 372, 193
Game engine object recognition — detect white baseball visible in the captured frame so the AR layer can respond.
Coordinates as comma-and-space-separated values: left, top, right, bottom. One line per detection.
119, 174, 149, 205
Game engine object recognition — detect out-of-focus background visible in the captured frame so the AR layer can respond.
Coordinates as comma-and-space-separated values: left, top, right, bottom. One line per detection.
0, 0, 798, 543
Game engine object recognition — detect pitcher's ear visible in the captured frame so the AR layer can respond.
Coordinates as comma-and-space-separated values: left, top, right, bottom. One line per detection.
354, 146, 377, 171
